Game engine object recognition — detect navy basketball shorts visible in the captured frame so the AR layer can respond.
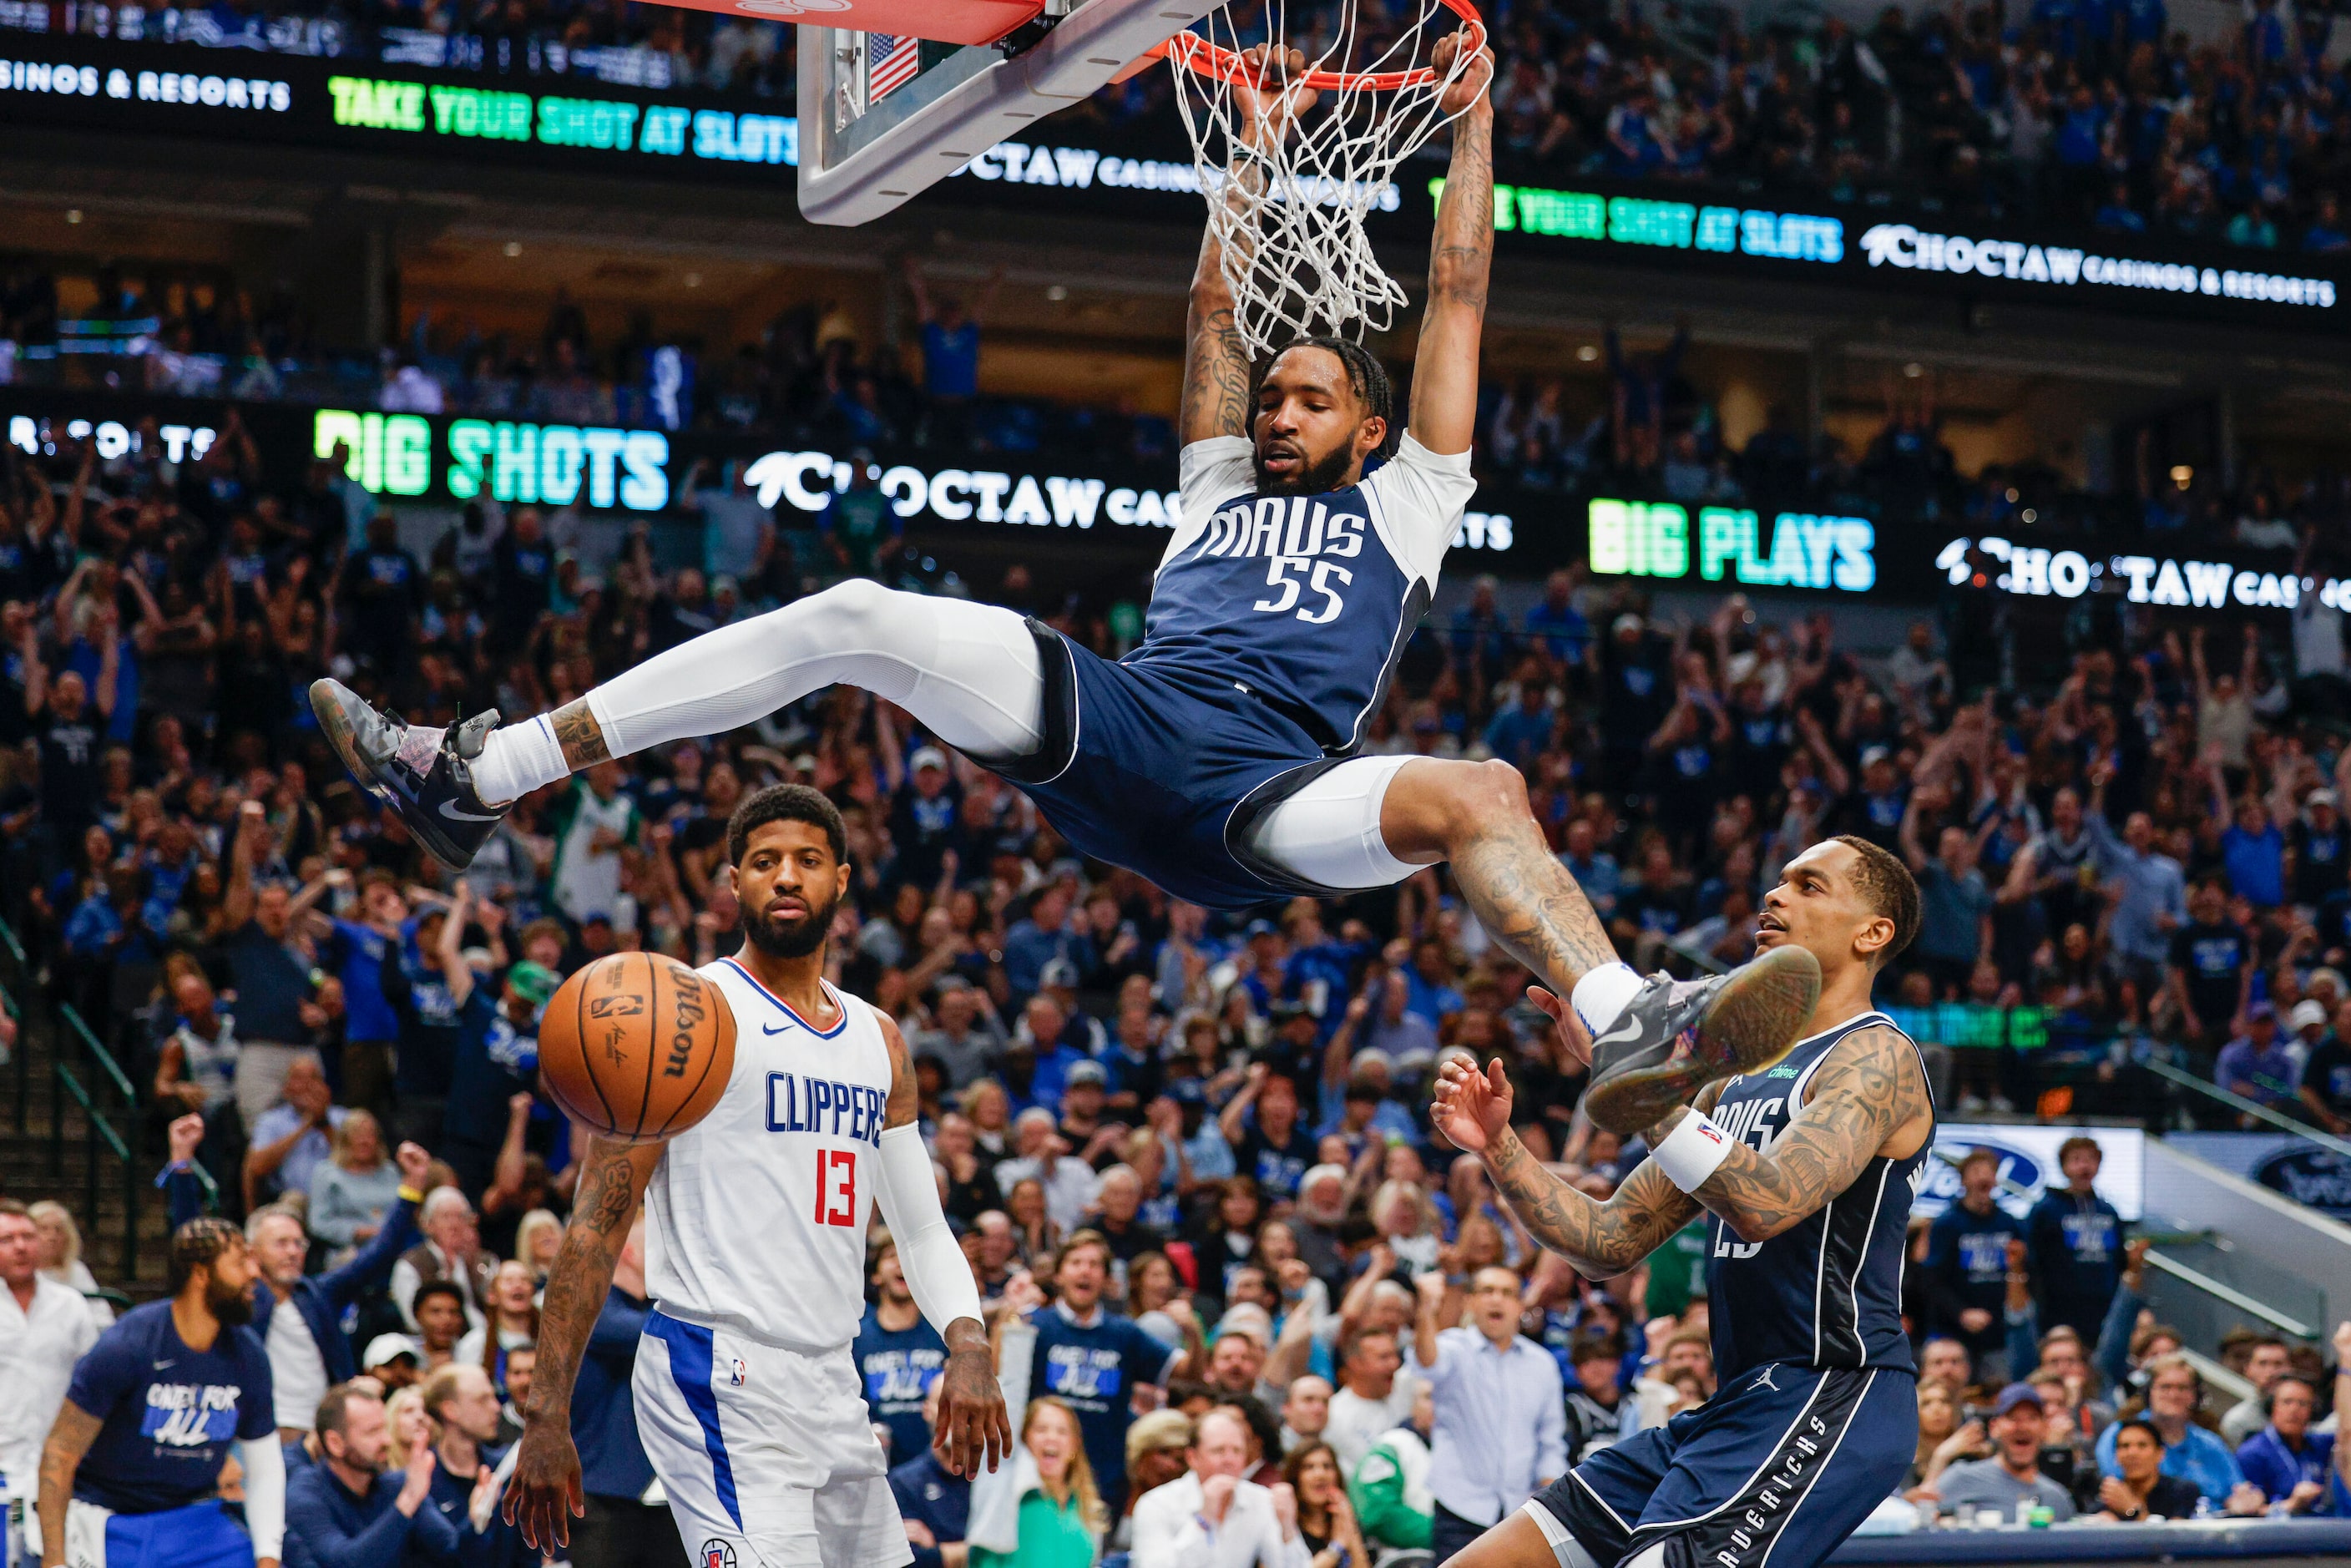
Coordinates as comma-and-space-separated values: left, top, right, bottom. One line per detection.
994, 624, 1355, 910
1530, 1363, 1916, 1568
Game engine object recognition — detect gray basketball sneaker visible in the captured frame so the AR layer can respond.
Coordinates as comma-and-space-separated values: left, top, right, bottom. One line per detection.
310, 679, 509, 870
1580, 944, 1822, 1136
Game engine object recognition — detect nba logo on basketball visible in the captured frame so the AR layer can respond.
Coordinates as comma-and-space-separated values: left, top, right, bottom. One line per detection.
589, 994, 645, 1019
700, 1540, 736, 1568
731, 1358, 748, 1387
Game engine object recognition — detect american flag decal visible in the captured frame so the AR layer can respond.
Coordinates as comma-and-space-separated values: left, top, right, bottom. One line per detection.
868, 33, 920, 99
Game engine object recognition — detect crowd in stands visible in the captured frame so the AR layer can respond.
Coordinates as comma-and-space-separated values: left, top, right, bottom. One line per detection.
9, 256, 2351, 1561
20, 0, 2351, 251
1098, 0, 2351, 250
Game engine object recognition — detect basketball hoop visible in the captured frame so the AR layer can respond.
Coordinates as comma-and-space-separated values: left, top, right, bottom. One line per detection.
1158, 0, 1486, 357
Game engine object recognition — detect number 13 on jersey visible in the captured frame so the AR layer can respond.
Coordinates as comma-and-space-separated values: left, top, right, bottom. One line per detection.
814, 1149, 857, 1227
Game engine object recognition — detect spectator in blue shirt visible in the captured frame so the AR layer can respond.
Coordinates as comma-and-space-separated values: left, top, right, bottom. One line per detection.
1924, 1149, 2027, 1380
245, 1052, 350, 1214
855, 1240, 948, 1467
2217, 794, 2286, 909
2216, 1005, 2301, 1112
284, 1382, 461, 1568
418, 1363, 530, 1566
1001, 885, 1090, 1011
904, 257, 999, 445
2094, 1356, 2267, 1510
2023, 1136, 2126, 1341
2233, 1375, 2336, 1515
1482, 673, 1557, 773
889, 1383, 970, 1568
1560, 819, 1620, 920
1523, 569, 1591, 665
1449, 576, 1516, 674
319, 871, 411, 1115
1021, 1232, 1198, 1516
1279, 904, 1371, 1039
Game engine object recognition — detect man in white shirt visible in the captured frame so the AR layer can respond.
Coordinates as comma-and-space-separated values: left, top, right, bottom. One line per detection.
0, 1200, 99, 1498
1133, 1407, 1311, 1568
1413, 1267, 1566, 1560
1323, 1326, 1421, 1475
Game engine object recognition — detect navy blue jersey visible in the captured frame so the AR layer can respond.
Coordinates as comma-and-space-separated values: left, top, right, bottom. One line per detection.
1024, 1303, 1179, 1514
1145, 436, 1473, 753
853, 1308, 947, 1465
2025, 1188, 2126, 1336
64, 1299, 275, 1514
1705, 1011, 1932, 1381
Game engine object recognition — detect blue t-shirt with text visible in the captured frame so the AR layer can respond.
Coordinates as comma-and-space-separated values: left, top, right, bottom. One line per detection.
1024, 1305, 1176, 1512
65, 1300, 274, 1514
853, 1309, 948, 1466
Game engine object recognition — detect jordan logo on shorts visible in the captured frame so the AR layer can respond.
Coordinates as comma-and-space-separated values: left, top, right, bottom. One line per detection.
1752, 1366, 1777, 1392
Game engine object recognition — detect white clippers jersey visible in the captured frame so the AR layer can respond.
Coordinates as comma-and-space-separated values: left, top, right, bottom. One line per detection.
645, 957, 895, 1351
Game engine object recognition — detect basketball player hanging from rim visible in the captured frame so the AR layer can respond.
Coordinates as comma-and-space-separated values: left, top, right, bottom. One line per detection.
309, 27, 1818, 1128
1429, 836, 1938, 1568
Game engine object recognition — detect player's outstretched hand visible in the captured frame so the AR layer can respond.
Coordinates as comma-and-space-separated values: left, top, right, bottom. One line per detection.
1432, 1056, 1513, 1153
933, 1335, 1013, 1477
502, 1416, 584, 1550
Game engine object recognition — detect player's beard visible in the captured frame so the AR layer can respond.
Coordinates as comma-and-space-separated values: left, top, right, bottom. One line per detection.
1252, 435, 1360, 497
744, 885, 839, 960
208, 1274, 255, 1327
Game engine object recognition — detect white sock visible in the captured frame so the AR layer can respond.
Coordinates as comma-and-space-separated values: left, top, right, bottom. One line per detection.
471, 713, 569, 807
1571, 962, 1643, 1038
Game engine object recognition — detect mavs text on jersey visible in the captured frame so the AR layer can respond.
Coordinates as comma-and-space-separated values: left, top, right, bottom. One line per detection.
993, 433, 1474, 908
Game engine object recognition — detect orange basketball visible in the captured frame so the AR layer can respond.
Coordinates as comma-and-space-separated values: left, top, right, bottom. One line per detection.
538, 953, 736, 1144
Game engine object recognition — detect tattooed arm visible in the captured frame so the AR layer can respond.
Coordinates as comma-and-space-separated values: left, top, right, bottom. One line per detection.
1408, 36, 1495, 455
36, 1402, 102, 1568
503, 1135, 665, 1550
1650, 1024, 1932, 1244
1433, 1060, 1702, 1278
1179, 46, 1313, 444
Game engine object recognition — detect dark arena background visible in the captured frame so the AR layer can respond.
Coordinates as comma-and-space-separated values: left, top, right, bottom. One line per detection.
4, 0, 2351, 1565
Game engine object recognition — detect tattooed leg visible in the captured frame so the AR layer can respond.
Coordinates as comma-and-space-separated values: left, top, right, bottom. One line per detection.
1379, 757, 1620, 995
549, 699, 611, 770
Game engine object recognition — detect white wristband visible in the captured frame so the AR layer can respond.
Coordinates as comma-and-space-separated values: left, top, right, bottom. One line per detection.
1652, 1110, 1736, 1194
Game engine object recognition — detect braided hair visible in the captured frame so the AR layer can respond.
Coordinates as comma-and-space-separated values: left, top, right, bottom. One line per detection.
1261, 336, 1398, 459
168, 1216, 243, 1292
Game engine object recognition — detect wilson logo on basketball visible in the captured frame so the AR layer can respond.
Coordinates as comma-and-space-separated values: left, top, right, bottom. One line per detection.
588, 994, 645, 1019
668, 978, 709, 1078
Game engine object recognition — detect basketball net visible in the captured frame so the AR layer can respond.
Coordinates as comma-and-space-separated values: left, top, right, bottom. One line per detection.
1163, 0, 1485, 358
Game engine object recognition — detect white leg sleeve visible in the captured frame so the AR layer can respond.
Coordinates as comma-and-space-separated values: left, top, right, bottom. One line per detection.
584, 579, 1046, 762
1241, 754, 1420, 893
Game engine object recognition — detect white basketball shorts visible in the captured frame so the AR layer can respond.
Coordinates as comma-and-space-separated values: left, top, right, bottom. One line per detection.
634, 1308, 912, 1568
